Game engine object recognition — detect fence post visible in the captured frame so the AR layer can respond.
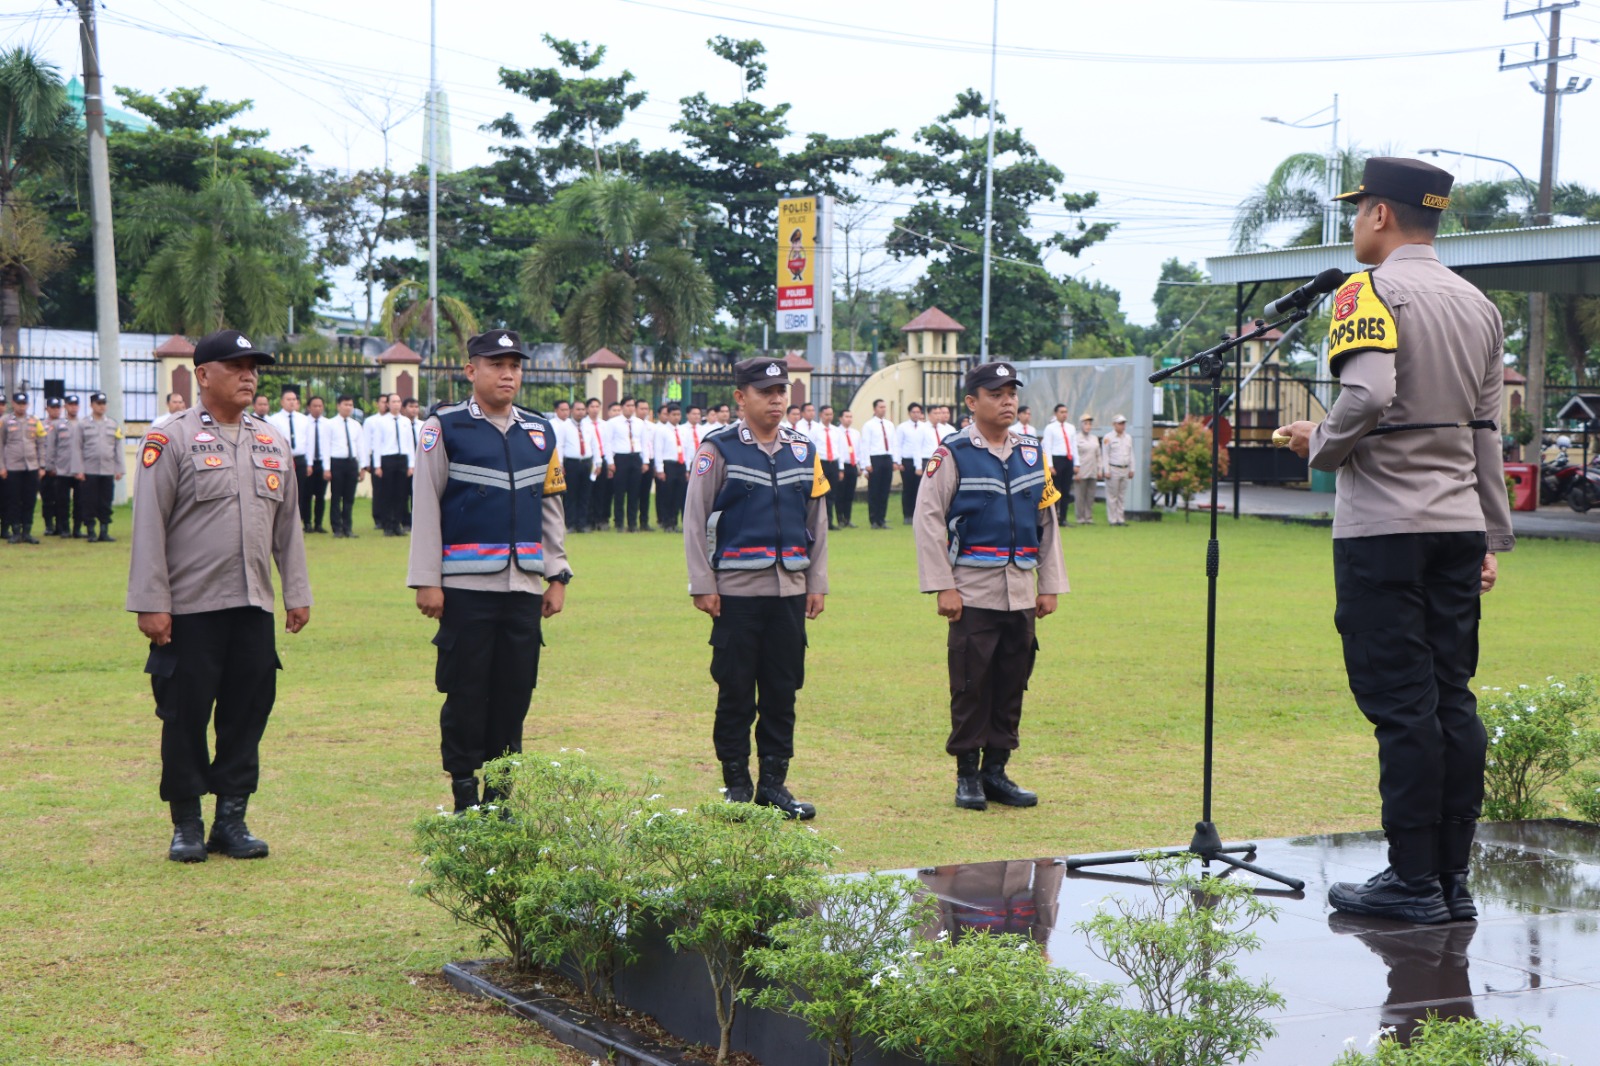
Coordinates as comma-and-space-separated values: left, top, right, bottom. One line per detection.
784, 353, 814, 408
153, 335, 196, 409
582, 348, 628, 409
377, 343, 422, 403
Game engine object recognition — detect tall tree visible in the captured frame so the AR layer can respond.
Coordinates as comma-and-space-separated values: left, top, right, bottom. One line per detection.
642, 37, 894, 342
520, 174, 713, 361
109, 86, 309, 198
1138, 259, 1236, 359
1231, 148, 1369, 251
379, 278, 479, 361
879, 89, 1111, 356
0, 48, 79, 366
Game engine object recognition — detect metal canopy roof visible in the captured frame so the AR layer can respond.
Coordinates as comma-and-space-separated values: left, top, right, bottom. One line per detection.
1206, 222, 1600, 295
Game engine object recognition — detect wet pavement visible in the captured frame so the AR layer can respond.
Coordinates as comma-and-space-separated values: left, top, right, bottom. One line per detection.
1215, 484, 1600, 543
904, 820, 1600, 1064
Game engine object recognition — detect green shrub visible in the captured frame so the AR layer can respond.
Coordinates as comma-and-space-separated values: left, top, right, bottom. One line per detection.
745, 874, 940, 1066
1563, 766, 1600, 824
1151, 418, 1227, 518
858, 928, 1114, 1066
633, 801, 835, 1064
1076, 857, 1284, 1066
1480, 676, 1600, 820
1331, 1014, 1555, 1065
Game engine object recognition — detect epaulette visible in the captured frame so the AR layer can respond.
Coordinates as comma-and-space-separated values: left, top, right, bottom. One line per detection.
433, 399, 471, 419
1016, 433, 1040, 447
513, 405, 543, 425
776, 426, 807, 443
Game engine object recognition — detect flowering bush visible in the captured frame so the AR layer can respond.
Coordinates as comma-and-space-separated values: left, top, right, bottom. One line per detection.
1331, 1014, 1555, 1065
1479, 676, 1600, 821
1151, 417, 1228, 518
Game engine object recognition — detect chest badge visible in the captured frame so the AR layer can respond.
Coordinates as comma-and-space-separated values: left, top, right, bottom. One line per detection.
265, 472, 281, 491
1020, 445, 1039, 467
193, 431, 215, 443
527, 426, 546, 450
204, 456, 224, 468
255, 433, 275, 446
790, 441, 808, 463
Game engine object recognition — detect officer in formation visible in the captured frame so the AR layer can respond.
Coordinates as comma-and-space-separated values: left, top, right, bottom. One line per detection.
325, 394, 368, 537
895, 403, 939, 524
655, 402, 704, 534
551, 400, 591, 535
1042, 403, 1077, 527
71, 391, 124, 542
578, 397, 609, 531
1100, 414, 1134, 525
1277, 157, 1514, 925
913, 362, 1066, 810
683, 356, 828, 820
833, 409, 863, 528
861, 398, 897, 529
1073, 415, 1102, 525
366, 392, 414, 536
39, 396, 66, 535
1, 391, 47, 543
268, 389, 313, 530
408, 330, 572, 813
127, 329, 312, 863
604, 397, 651, 532
301, 396, 332, 534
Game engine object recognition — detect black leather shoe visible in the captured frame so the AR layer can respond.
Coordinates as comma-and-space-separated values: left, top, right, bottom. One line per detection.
755, 756, 815, 820
168, 799, 207, 863
1329, 826, 1449, 924
1439, 818, 1478, 921
97, 523, 114, 542
207, 795, 269, 858
980, 748, 1037, 807
721, 759, 754, 804
451, 776, 480, 813
72, 527, 88, 538
955, 752, 987, 810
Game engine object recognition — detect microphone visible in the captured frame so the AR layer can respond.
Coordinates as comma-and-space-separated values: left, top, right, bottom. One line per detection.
1263, 268, 1348, 318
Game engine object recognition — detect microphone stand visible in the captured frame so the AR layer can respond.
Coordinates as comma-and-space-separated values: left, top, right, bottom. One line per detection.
1063, 311, 1309, 892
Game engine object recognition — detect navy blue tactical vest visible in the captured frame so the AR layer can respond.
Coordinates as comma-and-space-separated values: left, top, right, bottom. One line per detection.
944, 434, 1046, 569
707, 424, 815, 571
436, 401, 556, 575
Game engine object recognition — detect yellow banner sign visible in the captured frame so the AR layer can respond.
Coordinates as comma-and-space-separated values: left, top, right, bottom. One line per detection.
777, 196, 816, 332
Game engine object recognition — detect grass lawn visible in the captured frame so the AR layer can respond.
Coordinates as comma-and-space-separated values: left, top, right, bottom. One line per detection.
3, 498, 1595, 1064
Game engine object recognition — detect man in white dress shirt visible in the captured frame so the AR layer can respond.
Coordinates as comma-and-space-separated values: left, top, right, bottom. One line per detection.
326, 394, 368, 537
603, 397, 648, 532
653, 402, 700, 533
835, 408, 863, 529
302, 396, 333, 533
1042, 404, 1077, 527
861, 398, 898, 529
366, 391, 414, 536
813, 404, 843, 530
895, 402, 938, 525
268, 389, 314, 532
551, 399, 592, 534
580, 398, 609, 531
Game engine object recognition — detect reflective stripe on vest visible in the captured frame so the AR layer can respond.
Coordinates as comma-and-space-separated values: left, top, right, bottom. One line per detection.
707, 429, 813, 572
437, 403, 555, 575
945, 436, 1044, 570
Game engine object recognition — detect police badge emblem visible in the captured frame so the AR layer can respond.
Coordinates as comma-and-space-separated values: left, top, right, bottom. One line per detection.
1020, 445, 1039, 467
528, 426, 546, 450
695, 453, 713, 476
420, 425, 440, 452
790, 441, 808, 462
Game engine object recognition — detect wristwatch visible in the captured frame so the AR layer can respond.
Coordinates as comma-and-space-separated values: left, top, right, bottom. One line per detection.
546, 570, 574, 585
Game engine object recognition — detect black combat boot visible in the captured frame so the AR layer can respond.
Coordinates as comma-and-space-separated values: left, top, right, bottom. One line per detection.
980, 748, 1037, 807
955, 752, 987, 811
451, 776, 480, 813
16, 521, 39, 544
1439, 818, 1478, 921
1328, 826, 1450, 924
168, 798, 207, 863
98, 521, 114, 542
207, 795, 270, 858
755, 756, 815, 820
721, 759, 754, 804
72, 523, 88, 539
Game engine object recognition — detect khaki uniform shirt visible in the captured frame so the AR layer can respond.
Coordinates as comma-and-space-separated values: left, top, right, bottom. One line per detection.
914, 424, 1070, 612
1072, 431, 1101, 479
72, 415, 123, 477
0, 412, 45, 471
126, 407, 313, 615
683, 421, 829, 598
1100, 430, 1135, 476
1309, 244, 1514, 551
406, 405, 570, 594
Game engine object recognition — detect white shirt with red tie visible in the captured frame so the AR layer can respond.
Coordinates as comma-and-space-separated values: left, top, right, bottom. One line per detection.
1042, 416, 1077, 461
862, 414, 898, 461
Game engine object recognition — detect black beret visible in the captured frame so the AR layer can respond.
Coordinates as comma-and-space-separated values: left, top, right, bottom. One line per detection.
734, 357, 789, 388
195, 329, 275, 366
1334, 156, 1454, 211
466, 329, 528, 360
963, 361, 1024, 395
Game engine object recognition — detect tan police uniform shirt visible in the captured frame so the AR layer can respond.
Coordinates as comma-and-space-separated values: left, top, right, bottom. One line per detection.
1100, 429, 1135, 476
126, 407, 313, 615
0, 411, 45, 471
72, 415, 124, 477
1309, 244, 1515, 551
913, 424, 1070, 612
406, 404, 569, 595
1072, 430, 1102, 480
682, 421, 829, 599
41, 416, 64, 472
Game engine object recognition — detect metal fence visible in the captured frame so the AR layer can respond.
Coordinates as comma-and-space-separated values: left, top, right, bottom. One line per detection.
0, 354, 159, 421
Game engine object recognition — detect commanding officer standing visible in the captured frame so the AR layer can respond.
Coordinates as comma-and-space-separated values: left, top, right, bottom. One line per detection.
1101, 415, 1134, 525
71, 391, 124, 542
127, 329, 312, 863
683, 357, 829, 820
1042, 404, 1077, 527
914, 362, 1066, 810
1, 391, 47, 543
1277, 157, 1514, 925
861, 398, 897, 529
409, 330, 571, 812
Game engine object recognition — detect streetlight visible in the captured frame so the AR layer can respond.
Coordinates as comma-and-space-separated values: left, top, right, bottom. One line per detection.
1059, 307, 1075, 357
868, 296, 881, 371
1262, 94, 1340, 245
1417, 148, 1536, 222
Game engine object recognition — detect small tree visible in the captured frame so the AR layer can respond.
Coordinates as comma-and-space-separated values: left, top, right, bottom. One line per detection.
1481, 676, 1600, 820
633, 802, 834, 1064
412, 801, 543, 972
1151, 417, 1228, 519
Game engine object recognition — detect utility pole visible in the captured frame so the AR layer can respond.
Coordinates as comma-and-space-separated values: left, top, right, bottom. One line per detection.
427, 0, 439, 368
1501, 1, 1589, 461
74, 0, 122, 450
978, 0, 998, 360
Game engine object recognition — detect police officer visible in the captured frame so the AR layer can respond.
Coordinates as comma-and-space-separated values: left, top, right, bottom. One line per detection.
1, 391, 47, 543
1277, 157, 1514, 925
408, 330, 572, 813
914, 361, 1067, 810
683, 357, 829, 820
1072, 415, 1101, 526
39, 396, 65, 535
1101, 415, 1134, 525
70, 391, 124, 542
127, 330, 313, 863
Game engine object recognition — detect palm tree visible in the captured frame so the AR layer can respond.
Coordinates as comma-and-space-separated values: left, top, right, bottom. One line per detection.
1232, 148, 1370, 252
118, 172, 303, 339
520, 173, 714, 362
0, 48, 80, 383
378, 278, 479, 362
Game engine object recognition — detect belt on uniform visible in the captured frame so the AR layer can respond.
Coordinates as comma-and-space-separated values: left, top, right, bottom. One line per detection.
1109, 463, 1129, 468
1367, 419, 1498, 436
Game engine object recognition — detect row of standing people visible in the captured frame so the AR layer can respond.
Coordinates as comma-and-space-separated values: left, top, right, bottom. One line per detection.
1, 391, 124, 543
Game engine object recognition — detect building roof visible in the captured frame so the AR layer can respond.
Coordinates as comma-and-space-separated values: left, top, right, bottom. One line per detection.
153, 335, 195, 356
901, 307, 966, 333
784, 353, 815, 372
582, 347, 628, 369
376, 342, 422, 364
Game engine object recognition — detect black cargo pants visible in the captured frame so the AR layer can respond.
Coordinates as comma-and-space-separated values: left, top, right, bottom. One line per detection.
708, 595, 807, 762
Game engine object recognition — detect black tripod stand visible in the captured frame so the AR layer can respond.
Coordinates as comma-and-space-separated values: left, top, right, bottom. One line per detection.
1063, 315, 1307, 892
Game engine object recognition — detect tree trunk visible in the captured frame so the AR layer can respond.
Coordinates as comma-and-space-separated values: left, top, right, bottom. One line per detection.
1, 272, 21, 397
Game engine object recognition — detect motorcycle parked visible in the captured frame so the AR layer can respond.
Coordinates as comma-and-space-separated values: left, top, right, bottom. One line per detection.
1539, 437, 1600, 513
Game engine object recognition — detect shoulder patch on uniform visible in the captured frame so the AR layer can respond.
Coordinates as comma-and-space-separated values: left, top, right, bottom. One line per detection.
543, 457, 566, 496
420, 425, 440, 452
695, 453, 713, 476
1328, 270, 1398, 371
526, 423, 546, 450
790, 439, 809, 463
1019, 444, 1039, 467
925, 445, 950, 478
141, 436, 166, 467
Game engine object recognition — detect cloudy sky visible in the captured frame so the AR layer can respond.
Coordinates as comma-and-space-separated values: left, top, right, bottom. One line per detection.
12, 0, 1600, 325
